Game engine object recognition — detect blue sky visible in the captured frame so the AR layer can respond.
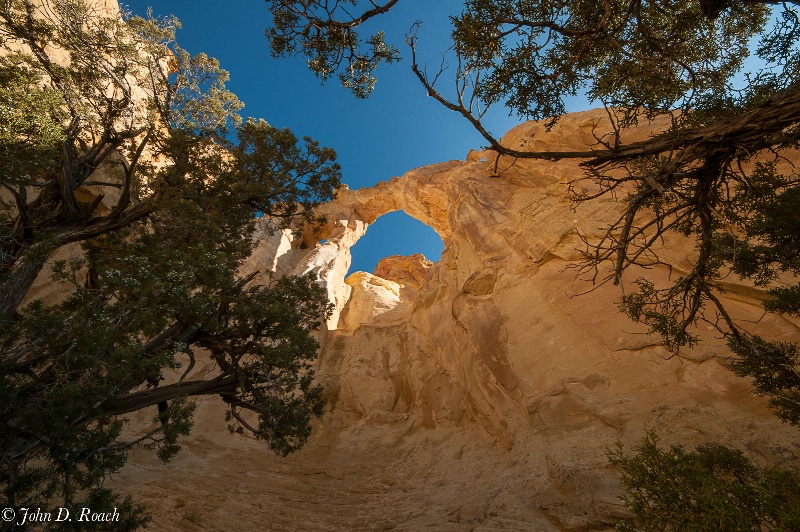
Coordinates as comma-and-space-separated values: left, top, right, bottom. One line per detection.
120, 0, 551, 274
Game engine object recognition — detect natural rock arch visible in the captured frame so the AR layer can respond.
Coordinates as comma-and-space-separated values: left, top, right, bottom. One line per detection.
220, 109, 799, 529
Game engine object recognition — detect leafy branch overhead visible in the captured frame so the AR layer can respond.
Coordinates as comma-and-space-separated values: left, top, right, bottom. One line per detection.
1, 0, 339, 523
267, 0, 402, 98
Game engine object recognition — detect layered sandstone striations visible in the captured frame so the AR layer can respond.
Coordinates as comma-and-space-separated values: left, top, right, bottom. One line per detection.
107, 110, 799, 530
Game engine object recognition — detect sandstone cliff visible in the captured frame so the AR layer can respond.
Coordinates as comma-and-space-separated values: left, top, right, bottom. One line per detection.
109, 109, 799, 530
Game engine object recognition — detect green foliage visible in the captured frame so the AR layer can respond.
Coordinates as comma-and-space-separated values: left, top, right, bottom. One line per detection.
234, 118, 341, 223
765, 284, 800, 316
621, 278, 701, 351
266, 0, 788, 125
151, 397, 196, 462
714, 163, 800, 285
609, 433, 800, 531
1, 0, 340, 527
727, 336, 800, 427
453, 0, 766, 125
0, 58, 66, 186
266, 0, 400, 98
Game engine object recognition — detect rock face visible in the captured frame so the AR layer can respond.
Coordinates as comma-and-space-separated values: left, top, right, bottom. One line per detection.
110, 110, 799, 530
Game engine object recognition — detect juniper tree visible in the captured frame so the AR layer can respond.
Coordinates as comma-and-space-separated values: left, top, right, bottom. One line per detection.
608, 432, 800, 531
1, 0, 340, 526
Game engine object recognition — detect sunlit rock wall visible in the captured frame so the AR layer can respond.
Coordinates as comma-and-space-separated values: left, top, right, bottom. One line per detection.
207, 108, 800, 528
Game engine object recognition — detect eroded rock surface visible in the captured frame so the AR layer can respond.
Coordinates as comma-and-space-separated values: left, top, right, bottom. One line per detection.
107, 109, 799, 530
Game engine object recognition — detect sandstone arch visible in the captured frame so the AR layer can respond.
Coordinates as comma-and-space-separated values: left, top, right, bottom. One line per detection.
119, 109, 800, 530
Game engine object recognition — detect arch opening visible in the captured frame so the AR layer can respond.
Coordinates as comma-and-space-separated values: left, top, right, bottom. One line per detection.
347, 211, 444, 276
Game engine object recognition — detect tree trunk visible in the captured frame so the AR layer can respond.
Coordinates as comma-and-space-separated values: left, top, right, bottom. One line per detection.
98, 374, 240, 419
0, 246, 50, 319
585, 82, 800, 168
